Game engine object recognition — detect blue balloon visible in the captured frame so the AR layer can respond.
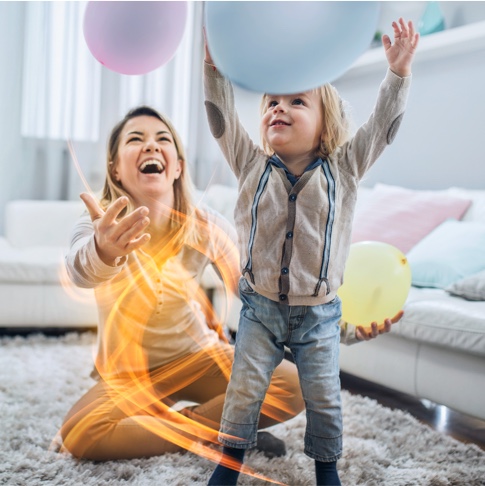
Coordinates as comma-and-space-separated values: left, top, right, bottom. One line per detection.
205, 1, 380, 94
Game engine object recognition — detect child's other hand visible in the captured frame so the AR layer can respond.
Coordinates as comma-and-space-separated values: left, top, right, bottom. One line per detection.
203, 27, 214, 65
382, 18, 420, 77
355, 310, 404, 341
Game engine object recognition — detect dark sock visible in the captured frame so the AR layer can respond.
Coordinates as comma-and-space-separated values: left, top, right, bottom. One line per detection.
315, 460, 341, 486
256, 431, 286, 458
208, 446, 246, 486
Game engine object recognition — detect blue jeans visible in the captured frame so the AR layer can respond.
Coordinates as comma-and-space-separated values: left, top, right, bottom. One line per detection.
220, 277, 342, 462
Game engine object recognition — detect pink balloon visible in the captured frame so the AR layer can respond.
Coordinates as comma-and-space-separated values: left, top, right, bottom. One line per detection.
83, 1, 187, 75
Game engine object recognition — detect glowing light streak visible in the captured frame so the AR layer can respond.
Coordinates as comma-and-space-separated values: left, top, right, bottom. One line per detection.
59, 143, 291, 484
67, 139, 97, 199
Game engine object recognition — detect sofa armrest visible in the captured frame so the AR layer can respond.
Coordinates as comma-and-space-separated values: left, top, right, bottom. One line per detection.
5, 200, 85, 249
0, 236, 10, 249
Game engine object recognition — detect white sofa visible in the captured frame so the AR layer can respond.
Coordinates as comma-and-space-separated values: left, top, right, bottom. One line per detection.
1, 185, 484, 423
0, 200, 97, 329
198, 184, 485, 422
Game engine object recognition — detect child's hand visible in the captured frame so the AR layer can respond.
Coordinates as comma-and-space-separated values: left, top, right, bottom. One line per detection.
355, 310, 404, 341
203, 27, 214, 65
382, 18, 420, 77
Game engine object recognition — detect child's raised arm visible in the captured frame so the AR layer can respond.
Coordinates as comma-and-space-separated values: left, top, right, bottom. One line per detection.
382, 18, 420, 77
202, 29, 263, 178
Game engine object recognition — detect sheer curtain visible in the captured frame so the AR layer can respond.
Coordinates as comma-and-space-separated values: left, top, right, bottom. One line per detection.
19, 1, 228, 200
20, 2, 102, 200
119, 2, 199, 149
21, 1, 101, 142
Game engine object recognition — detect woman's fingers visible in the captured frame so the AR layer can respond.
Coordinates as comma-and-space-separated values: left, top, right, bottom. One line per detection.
117, 215, 151, 248
80, 192, 104, 222
115, 205, 149, 235
103, 197, 130, 226
124, 232, 151, 253
106, 203, 152, 254
79, 194, 153, 263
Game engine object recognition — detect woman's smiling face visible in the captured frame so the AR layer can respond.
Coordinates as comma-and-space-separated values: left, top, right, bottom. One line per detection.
112, 115, 182, 203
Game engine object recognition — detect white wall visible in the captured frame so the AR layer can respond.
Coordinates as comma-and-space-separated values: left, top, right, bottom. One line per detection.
230, 1, 485, 190
1, 1, 484, 235
334, 44, 485, 190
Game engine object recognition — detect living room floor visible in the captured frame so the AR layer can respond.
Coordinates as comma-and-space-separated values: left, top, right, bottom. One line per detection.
2, 328, 484, 452
340, 371, 485, 451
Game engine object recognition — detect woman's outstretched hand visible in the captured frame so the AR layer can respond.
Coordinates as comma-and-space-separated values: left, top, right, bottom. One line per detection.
382, 18, 420, 77
355, 310, 404, 341
80, 193, 151, 266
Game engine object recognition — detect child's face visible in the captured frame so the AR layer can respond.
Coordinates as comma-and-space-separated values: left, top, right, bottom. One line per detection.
113, 115, 182, 203
261, 90, 324, 163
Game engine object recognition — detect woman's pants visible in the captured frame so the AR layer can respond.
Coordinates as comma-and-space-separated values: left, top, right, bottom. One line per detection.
60, 341, 304, 460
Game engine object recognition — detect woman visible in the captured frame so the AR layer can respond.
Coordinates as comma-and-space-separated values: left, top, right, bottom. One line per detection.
60, 106, 306, 461
60, 106, 399, 462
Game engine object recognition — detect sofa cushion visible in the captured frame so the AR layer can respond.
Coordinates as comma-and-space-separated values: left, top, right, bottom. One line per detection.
446, 187, 485, 224
0, 246, 66, 283
396, 287, 485, 358
5, 200, 84, 249
447, 269, 485, 301
407, 220, 485, 288
352, 184, 472, 254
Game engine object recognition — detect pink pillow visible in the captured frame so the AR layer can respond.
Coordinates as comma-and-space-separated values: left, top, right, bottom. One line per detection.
352, 184, 472, 254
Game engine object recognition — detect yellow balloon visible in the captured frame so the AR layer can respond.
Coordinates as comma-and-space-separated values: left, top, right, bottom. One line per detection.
338, 241, 412, 329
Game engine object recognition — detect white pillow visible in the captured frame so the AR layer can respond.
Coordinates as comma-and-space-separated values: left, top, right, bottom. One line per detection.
446, 187, 485, 224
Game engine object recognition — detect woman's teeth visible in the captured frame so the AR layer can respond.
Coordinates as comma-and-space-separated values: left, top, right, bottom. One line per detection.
140, 160, 164, 174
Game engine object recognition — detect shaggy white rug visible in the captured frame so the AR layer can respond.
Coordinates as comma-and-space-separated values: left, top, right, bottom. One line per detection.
1, 332, 484, 486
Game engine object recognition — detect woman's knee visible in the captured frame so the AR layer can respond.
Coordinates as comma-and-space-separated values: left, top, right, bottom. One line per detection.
60, 415, 101, 459
60, 426, 92, 459
60, 400, 117, 460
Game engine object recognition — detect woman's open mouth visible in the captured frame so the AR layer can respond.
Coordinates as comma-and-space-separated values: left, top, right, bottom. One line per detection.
139, 160, 165, 174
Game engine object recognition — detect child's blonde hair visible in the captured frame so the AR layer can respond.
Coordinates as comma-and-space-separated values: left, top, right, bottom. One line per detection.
100, 106, 199, 247
260, 84, 351, 159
